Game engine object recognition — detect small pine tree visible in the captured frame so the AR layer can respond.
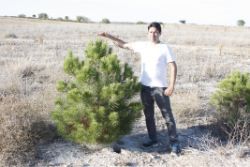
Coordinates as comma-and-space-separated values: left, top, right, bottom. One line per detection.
52, 40, 142, 144
211, 71, 250, 127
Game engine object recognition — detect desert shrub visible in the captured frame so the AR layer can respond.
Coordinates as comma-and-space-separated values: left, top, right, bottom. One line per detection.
5, 33, 18, 39
211, 71, 250, 141
38, 13, 49, 19
136, 21, 146, 24
57, 17, 64, 21
76, 16, 90, 23
64, 16, 69, 21
179, 20, 186, 24
18, 14, 26, 18
52, 40, 142, 144
101, 18, 110, 24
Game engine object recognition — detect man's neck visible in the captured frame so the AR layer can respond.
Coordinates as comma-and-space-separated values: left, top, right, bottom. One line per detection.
150, 40, 160, 44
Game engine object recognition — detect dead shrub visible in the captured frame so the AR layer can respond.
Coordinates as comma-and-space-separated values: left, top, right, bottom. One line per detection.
0, 95, 56, 166
220, 119, 250, 145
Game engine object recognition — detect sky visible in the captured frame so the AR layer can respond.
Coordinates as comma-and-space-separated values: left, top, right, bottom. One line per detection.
0, 0, 249, 26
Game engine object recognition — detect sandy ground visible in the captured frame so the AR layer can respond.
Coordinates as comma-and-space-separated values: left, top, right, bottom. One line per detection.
33, 109, 250, 167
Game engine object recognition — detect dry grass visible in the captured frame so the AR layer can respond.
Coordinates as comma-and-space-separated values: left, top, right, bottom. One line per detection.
0, 16, 249, 166
0, 41, 59, 164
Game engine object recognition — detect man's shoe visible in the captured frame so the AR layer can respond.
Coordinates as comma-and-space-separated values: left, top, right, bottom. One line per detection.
142, 140, 157, 147
171, 143, 181, 154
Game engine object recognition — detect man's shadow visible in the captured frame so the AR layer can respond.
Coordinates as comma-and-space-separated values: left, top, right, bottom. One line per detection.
116, 123, 227, 154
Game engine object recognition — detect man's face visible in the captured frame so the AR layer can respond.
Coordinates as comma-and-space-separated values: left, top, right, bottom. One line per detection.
148, 27, 161, 43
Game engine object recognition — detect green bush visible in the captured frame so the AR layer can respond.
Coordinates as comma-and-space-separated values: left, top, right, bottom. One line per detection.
237, 20, 245, 26
18, 14, 26, 18
136, 21, 146, 24
38, 13, 48, 19
101, 18, 110, 24
211, 71, 250, 127
52, 40, 142, 144
64, 16, 69, 21
76, 16, 90, 23
179, 20, 186, 24
57, 17, 64, 21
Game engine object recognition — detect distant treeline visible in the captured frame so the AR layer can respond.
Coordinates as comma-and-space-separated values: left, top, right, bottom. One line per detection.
8, 13, 148, 24
3, 13, 247, 26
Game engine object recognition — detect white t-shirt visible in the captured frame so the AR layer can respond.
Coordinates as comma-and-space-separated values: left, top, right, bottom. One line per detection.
125, 41, 176, 87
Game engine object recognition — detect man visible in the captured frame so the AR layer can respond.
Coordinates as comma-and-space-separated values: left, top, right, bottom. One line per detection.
98, 22, 180, 154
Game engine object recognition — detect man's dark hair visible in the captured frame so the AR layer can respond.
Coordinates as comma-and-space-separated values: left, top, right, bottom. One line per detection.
148, 22, 162, 34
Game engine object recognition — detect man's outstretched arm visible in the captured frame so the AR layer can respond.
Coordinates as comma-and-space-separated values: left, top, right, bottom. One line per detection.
98, 32, 130, 49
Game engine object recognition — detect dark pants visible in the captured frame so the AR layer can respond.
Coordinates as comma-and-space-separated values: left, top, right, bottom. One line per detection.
140, 84, 178, 144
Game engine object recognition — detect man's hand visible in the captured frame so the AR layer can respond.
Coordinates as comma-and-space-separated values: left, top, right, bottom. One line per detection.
164, 86, 174, 96
165, 62, 177, 96
98, 32, 108, 37
97, 32, 128, 49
